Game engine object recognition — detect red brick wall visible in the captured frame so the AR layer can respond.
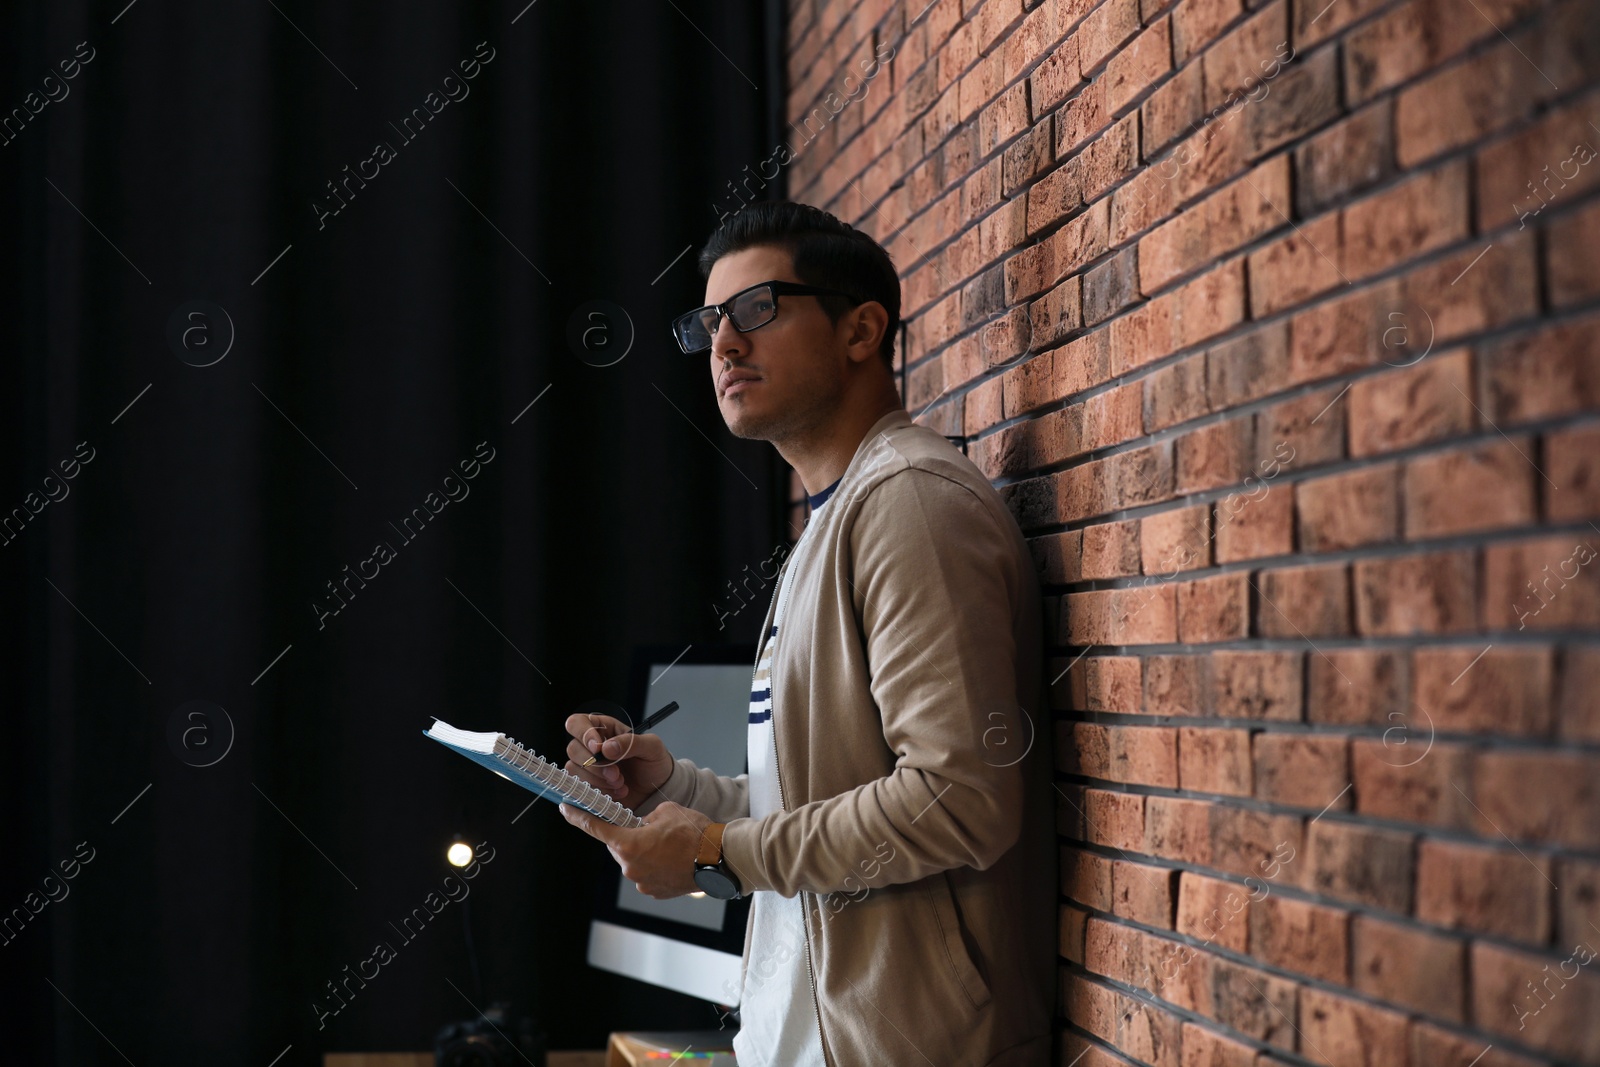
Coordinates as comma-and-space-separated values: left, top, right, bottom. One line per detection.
779, 0, 1600, 1062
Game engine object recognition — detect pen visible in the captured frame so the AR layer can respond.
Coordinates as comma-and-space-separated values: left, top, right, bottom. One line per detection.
580, 700, 680, 767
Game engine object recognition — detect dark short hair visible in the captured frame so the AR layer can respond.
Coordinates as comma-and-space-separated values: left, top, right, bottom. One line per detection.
697, 201, 900, 369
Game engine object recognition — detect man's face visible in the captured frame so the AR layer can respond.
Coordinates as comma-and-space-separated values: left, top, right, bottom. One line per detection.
703, 245, 849, 443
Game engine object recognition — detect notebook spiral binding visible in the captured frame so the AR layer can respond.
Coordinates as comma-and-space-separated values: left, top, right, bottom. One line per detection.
495, 734, 644, 828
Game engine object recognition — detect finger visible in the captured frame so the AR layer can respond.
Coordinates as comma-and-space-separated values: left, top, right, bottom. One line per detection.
563, 759, 626, 799
566, 737, 618, 776
564, 712, 623, 751
566, 737, 626, 783
560, 802, 623, 845
558, 802, 596, 839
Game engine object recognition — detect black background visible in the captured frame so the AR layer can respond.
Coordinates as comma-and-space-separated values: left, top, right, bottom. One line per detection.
0, 1, 791, 1061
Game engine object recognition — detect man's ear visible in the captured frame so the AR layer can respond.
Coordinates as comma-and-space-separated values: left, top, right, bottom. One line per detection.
843, 301, 890, 366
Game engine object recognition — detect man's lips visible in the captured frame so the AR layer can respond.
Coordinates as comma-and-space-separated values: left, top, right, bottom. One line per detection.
722, 375, 761, 396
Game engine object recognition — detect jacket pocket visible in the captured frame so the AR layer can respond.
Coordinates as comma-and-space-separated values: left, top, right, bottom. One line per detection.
924, 871, 992, 1010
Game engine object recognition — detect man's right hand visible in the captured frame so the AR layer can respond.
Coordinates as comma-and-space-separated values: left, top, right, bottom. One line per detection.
562, 712, 676, 806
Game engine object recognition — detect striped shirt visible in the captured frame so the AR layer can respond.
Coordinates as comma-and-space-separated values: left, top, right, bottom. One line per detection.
734, 473, 840, 1067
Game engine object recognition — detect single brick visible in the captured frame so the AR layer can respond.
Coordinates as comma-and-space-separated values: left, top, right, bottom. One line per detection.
1081, 518, 1144, 578
1247, 212, 1344, 318
1170, 0, 1244, 63
1295, 463, 1399, 552
1248, 893, 1349, 984
1547, 196, 1600, 308
1085, 787, 1147, 851
1178, 727, 1254, 796
1077, 0, 1143, 75
1143, 61, 1204, 157
1146, 654, 1207, 716
1352, 915, 1466, 1022
1411, 645, 1554, 736
1028, 34, 1083, 115
1213, 480, 1294, 563
1177, 571, 1251, 643
1207, 321, 1290, 409
1200, 0, 1289, 110
1144, 352, 1211, 432
1558, 645, 1600, 743
1112, 856, 1177, 928
1066, 585, 1179, 645
1028, 274, 1085, 354
1476, 93, 1600, 232
1061, 902, 1090, 963
1176, 417, 1256, 494
1146, 796, 1214, 865
1256, 562, 1351, 638
1083, 655, 1146, 714
1141, 504, 1212, 576
1476, 313, 1600, 427
1481, 534, 1600, 632
1083, 245, 1140, 326
1252, 733, 1349, 810
1307, 649, 1408, 725
1207, 806, 1303, 882
1288, 279, 1400, 388
1178, 1022, 1256, 1067
1416, 838, 1554, 944
1350, 738, 1474, 828
1209, 956, 1298, 1049
1210, 650, 1303, 720
1471, 939, 1600, 1062
1298, 985, 1410, 1067
1241, 44, 1340, 158
1353, 549, 1477, 636
1400, 226, 1539, 343
1348, 349, 1476, 458
1292, 100, 1392, 214
1556, 857, 1600, 948
1063, 844, 1116, 910
1341, 159, 1470, 281
1469, 750, 1600, 850
1102, 17, 1172, 115
1255, 384, 1344, 469
1065, 722, 1180, 787
1403, 437, 1538, 539
1302, 819, 1414, 913
1410, 1021, 1547, 1067
1176, 872, 1252, 951
1545, 424, 1600, 522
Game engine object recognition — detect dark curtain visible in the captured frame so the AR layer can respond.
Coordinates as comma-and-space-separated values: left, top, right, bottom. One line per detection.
0, 1, 788, 1062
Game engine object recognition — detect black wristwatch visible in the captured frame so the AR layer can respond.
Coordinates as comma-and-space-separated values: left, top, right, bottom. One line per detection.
693, 822, 742, 900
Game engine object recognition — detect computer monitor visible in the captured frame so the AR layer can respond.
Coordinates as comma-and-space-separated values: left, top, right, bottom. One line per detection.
585, 643, 755, 1006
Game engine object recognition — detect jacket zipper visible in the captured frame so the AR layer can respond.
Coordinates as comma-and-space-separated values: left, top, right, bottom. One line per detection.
763, 551, 833, 1067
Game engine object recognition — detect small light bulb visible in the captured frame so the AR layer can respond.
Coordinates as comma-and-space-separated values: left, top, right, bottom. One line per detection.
688, 891, 706, 899
447, 841, 474, 867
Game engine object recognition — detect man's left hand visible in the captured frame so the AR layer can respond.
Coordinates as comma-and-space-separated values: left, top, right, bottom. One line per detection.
559, 800, 712, 899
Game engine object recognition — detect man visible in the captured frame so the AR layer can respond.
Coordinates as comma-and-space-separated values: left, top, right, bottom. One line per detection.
558, 201, 1053, 1066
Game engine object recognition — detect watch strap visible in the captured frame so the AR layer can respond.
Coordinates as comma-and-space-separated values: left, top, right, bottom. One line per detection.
695, 822, 726, 867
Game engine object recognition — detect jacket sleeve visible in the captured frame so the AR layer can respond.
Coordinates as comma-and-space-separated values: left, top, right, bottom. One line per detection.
719, 467, 1032, 898
631, 756, 750, 824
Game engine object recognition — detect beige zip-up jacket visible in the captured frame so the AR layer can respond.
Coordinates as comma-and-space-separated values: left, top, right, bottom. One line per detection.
635, 406, 1054, 1066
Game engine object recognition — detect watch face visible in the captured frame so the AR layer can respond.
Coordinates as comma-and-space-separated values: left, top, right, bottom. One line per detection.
693, 865, 740, 900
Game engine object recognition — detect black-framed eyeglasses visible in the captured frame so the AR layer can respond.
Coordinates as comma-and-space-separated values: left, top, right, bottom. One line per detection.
670, 279, 866, 354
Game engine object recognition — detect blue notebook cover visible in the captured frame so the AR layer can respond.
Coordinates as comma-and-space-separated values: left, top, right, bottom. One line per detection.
425, 719, 643, 828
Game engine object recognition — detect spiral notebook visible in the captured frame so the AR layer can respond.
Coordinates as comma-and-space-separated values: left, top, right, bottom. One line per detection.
424, 719, 644, 828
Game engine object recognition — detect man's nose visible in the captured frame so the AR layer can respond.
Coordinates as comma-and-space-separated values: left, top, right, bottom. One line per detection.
710, 312, 748, 358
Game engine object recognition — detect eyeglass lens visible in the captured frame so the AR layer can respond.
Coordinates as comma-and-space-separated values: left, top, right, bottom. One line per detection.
681, 286, 778, 351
